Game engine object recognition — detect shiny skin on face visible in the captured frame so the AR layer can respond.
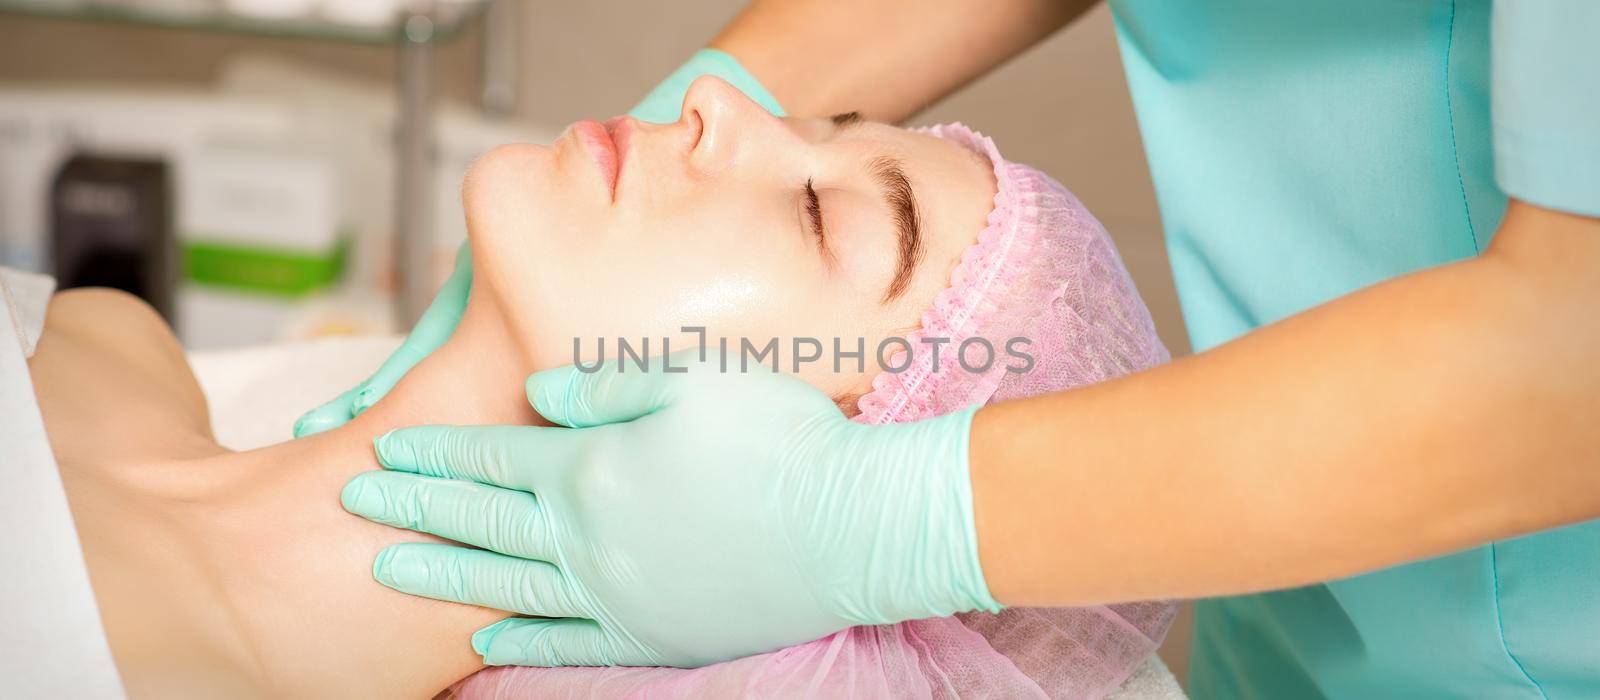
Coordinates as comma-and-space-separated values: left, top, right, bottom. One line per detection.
462, 76, 995, 397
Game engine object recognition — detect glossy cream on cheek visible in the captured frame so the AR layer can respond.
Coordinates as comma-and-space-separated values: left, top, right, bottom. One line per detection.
648, 272, 770, 328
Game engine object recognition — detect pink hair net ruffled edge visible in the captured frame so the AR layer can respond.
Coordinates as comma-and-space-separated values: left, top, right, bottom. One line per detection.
449, 123, 1176, 699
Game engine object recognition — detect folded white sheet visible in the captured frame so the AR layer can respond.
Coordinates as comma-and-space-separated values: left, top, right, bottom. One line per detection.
190, 334, 401, 450
1, 269, 124, 698
2, 267, 55, 357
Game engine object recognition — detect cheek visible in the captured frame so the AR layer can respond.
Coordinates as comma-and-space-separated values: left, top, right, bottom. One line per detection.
464, 146, 559, 280
464, 143, 615, 256
462, 144, 548, 227
623, 193, 909, 354
526, 265, 801, 372
601, 234, 798, 338
648, 272, 772, 327
618, 195, 810, 326
463, 143, 615, 363
469, 157, 894, 375
513, 211, 808, 366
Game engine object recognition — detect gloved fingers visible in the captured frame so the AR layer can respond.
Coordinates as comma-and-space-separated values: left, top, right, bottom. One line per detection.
292, 386, 363, 438
372, 543, 589, 619
341, 471, 557, 561
471, 617, 627, 667
374, 424, 575, 492
290, 245, 472, 437
524, 348, 705, 428
348, 244, 475, 417
627, 49, 786, 123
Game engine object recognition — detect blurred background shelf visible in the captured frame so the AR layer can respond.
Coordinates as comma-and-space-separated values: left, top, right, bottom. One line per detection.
0, 0, 521, 330
0, 0, 490, 45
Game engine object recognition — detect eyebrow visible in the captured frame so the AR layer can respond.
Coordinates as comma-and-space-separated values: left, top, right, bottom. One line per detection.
869, 156, 923, 303
828, 112, 922, 303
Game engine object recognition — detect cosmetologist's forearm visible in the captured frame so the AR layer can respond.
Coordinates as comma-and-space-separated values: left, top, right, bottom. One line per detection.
708, 0, 1095, 122
971, 199, 1600, 607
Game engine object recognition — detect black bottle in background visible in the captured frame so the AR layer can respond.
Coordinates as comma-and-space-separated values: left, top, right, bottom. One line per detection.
50, 154, 175, 320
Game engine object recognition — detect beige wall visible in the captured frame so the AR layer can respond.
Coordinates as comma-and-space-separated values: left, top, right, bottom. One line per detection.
0, 0, 1194, 682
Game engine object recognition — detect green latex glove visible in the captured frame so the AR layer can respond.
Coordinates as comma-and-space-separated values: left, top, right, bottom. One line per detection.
293, 244, 472, 437
293, 48, 782, 438
341, 353, 1001, 667
630, 48, 785, 123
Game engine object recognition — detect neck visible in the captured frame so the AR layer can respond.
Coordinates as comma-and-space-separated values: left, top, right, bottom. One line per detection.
186, 306, 541, 697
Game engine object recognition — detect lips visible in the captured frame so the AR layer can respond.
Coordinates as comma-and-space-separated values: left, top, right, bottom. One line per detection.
572, 117, 633, 199
603, 117, 631, 173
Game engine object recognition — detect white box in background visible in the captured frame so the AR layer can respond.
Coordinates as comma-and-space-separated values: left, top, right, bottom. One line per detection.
176, 146, 348, 348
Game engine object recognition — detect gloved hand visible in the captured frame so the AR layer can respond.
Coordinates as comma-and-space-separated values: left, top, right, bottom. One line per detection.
292, 244, 472, 437
630, 48, 785, 122
340, 353, 1001, 667
294, 48, 783, 437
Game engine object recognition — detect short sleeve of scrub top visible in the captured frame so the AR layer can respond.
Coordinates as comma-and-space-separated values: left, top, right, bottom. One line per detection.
1491, 1, 1600, 217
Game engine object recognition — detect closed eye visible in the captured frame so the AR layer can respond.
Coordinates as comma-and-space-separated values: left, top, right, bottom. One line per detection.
804, 178, 824, 239
803, 178, 836, 268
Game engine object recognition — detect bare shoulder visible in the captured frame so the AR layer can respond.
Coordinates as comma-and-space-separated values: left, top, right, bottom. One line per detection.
29, 288, 217, 465
44, 287, 181, 357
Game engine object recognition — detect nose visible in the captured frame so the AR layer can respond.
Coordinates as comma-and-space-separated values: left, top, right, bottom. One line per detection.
678, 76, 789, 175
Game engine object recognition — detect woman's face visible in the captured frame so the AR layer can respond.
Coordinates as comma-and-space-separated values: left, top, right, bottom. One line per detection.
462, 77, 994, 397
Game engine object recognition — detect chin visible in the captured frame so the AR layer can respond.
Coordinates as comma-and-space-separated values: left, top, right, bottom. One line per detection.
461, 143, 553, 216
461, 145, 563, 268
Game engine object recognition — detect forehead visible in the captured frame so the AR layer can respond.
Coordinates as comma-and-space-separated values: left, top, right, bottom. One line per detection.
849, 121, 997, 253
808, 119, 994, 186
790, 115, 991, 175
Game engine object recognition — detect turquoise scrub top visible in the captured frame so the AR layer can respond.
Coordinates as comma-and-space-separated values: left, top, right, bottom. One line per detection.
1104, 0, 1600, 697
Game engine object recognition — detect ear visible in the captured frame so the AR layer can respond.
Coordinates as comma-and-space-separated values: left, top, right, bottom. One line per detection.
833, 391, 864, 419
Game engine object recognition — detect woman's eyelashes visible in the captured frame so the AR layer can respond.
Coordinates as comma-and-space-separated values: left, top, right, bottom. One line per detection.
804, 179, 825, 239
803, 178, 836, 267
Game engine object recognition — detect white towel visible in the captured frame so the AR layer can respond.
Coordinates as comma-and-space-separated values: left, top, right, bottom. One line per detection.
0, 269, 125, 698
1, 266, 55, 358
